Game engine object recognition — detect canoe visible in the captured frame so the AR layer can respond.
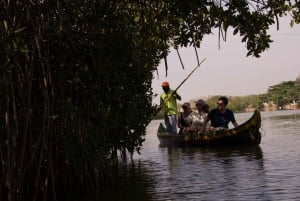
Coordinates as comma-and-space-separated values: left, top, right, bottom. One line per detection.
157, 109, 262, 146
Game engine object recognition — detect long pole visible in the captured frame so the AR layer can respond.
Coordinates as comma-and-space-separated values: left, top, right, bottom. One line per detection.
159, 58, 206, 109
173, 58, 206, 93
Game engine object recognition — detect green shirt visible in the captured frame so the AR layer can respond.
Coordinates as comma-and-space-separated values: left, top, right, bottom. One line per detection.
160, 89, 178, 116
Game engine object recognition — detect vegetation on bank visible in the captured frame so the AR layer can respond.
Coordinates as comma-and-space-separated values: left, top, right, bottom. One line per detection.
207, 78, 300, 112
1, 1, 300, 200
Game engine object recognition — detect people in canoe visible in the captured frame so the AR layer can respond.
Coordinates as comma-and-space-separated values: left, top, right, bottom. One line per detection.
160, 81, 182, 135
178, 99, 209, 135
177, 102, 194, 135
177, 96, 239, 135
191, 99, 209, 135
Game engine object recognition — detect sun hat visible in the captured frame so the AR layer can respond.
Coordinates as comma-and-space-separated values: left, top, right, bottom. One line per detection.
161, 81, 169, 87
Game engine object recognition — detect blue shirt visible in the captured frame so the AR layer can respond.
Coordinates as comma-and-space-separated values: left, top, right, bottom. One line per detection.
207, 108, 236, 128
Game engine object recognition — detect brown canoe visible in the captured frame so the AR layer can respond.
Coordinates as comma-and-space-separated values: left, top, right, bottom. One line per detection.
157, 110, 262, 146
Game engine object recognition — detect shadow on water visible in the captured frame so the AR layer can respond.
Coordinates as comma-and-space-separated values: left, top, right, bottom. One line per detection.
160, 143, 263, 156
60, 110, 300, 201
58, 161, 156, 201
161, 144, 264, 168
187, 145, 263, 159
63, 146, 265, 201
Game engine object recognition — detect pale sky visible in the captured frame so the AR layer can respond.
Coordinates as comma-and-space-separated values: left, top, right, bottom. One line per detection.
152, 16, 300, 104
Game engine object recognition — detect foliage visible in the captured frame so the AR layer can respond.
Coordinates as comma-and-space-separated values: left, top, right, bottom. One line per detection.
204, 78, 300, 112
266, 80, 300, 108
0, 0, 300, 200
205, 95, 253, 112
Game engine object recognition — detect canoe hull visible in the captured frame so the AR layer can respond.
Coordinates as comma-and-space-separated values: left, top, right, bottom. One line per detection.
157, 110, 262, 146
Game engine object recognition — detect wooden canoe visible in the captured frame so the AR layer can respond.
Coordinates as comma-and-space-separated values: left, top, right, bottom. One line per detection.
157, 110, 262, 146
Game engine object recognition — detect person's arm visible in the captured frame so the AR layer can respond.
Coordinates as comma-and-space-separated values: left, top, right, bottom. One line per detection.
177, 113, 183, 128
232, 121, 239, 128
159, 95, 164, 110
175, 92, 181, 100
230, 110, 238, 128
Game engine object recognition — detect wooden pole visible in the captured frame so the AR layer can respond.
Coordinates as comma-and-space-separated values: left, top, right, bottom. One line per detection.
173, 58, 206, 92
160, 58, 206, 107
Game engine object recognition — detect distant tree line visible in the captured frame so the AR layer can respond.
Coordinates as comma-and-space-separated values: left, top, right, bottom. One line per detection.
218, 77, 300, 112
199, 77, 300, 113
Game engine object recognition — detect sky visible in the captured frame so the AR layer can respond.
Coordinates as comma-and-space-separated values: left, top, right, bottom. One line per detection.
151, 16, 300, 104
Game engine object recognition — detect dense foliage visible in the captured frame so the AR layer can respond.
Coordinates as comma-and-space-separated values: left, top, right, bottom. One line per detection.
1, 0, 299, 200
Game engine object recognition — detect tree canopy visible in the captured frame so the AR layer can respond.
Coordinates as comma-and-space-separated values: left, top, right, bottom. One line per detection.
1, 0, 299, 200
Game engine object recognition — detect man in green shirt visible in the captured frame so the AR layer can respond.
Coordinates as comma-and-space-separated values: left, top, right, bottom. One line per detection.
160, 81, 181, 135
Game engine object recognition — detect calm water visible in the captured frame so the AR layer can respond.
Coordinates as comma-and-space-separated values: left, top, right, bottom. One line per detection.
98, 110, 300, 201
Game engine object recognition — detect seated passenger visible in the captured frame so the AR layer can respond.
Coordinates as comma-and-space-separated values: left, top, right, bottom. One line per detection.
190, 99, 209, 135
203, 96, 238, 132
177, 102, 194, 135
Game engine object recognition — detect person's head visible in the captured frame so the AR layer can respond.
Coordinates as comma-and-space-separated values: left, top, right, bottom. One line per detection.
181, 102, 191, 112
217, 96, 228, 111
195, 99, 206, 111
161, 81, 170, 93
203, 104, 209, 113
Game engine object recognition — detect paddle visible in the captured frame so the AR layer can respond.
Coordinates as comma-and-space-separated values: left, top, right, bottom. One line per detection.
158, 58, 206, 111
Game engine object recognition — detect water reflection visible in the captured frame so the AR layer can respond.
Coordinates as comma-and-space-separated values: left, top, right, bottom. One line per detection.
71, 161, 156, 201
64, 110, 300, 201
146, 111, 300, 200
150, 145, 267, 200
261, 111, 299, 136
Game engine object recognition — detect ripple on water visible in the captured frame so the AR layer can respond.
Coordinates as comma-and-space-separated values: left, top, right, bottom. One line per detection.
101, 110, 300, 201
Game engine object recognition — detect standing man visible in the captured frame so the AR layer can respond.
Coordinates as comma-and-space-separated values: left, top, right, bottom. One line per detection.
202, 96, 238, 132
160, 81, 181, 135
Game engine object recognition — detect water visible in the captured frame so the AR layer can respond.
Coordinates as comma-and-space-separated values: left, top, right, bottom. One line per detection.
101, 110, 300, 201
